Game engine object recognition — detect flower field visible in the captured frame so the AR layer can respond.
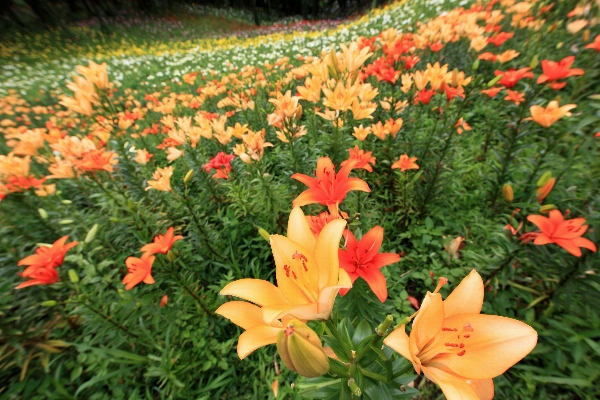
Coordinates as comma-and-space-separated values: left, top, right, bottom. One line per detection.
1, 0, 599, 398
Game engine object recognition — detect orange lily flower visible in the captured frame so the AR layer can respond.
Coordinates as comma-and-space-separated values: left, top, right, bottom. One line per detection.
481, 86, 503, 98
140, 227, 184, 255
340, 146, 376, 172
123, 252, 156, 290
537, 56, 584, 86
527, 210, 597, 257
338, 227, 400, 302
306, 211, 348, 236
16, 265, 60, 289
291, 157, 370, 218
528, 101, 576, 128
18, 236, 79, 269
391, 154, 419, 172
494, 68, 533, 88
146, 166, 173, 192
504, 90, 525, 105
585, 35, 600, 52
219, 207, 352, 328
74, 149, 117, 173
384, 270, 537, 400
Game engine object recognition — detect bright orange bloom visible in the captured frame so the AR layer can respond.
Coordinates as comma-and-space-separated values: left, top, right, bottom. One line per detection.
537, 177, 555, 202
306, 211, 348, 236
291, 157, 370, 218
384, 270, 537, 400
477, 52, 497, 62
391, 154, 419, 172
16, 265, 60, 289
537, 56, 584, 85
341, 146, 376, 172
481, 86, 503, 98
504, 90, 525, 105
74, 149, 117, 173
495, 68, 533, 88
18, 236, 78, 269
527, 210, 597, 257
454, 118, 471, 135
528, 101, 577, 128
140, 227, 184, 255
338, 227, 400, 302
585, 35, 600, 52
123, 253, 156, 290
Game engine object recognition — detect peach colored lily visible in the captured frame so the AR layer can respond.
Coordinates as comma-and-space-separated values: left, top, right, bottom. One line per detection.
384, 270, 537, 400
218, 207, 352, 355
528, 101, 576, 128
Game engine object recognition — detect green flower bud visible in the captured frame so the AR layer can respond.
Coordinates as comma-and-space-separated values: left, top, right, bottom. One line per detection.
487, 74, 503, 87
502, 183, 514, 202
167, 250, 176, 262
276, 320, 329, 378
472, 59, 480, 71
85, 224, 98, 244
376, 315, 394, 336
537, 171, 553, 188
258, 227, 270, 242
183, 169, 194, 184
556, 42, 563, 49
61, 200, 72, 205
540, 204, 557, 213
38, 208, 48, 220
68, 269, 79, 284
348, 379, 362, 396
59, 219, 74, 225
42, 300, 57, 307
529, 55, 539, 70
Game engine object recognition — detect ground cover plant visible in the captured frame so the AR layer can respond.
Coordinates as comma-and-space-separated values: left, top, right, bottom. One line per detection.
1, 0, 599, 398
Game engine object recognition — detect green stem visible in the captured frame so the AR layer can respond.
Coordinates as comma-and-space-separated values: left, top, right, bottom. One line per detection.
360, 368, 388, 383
182, 194, 224, 259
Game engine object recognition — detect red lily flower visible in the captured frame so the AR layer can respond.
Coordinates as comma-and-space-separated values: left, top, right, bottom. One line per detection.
537, 56, 584, 85
495, 68, 533, 88
140, 227, 184, 256
338, 227, 400, 302
16, 265, 60, 289
527, 210, 597, 257
291, 157, 370, 217
414, 88, 436, 105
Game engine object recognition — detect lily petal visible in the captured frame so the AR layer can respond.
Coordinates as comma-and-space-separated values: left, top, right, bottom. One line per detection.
423, 365, 481, 400
356, 267, 387, 302
384, 325, 417, 371
237, 325, 282, 359
466, 379, 494, 400
314, 218, 346, 288
412, 292, 444, 351
220, 278, 291, 306
216, 301, 278, 330
287, 207, 316, 254
432, 314, 537, 379
444, 270, 484, 318
262, 303, 319, 324
317, 269, 352, 318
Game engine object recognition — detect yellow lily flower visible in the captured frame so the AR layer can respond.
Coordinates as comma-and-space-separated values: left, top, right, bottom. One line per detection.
384, 270, 537, 400
217, 207, 352, 358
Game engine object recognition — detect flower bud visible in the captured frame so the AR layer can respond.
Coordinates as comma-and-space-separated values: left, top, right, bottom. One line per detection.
167, 250, 176, 262
61, 200, 72, 205
487, 74, 503, 87
556, 42, 563, 49
582, 29, 591, 42
540, 204, 557, 213
537, 171, 553, 187
59, 219, 74, 225
376, 315, 394, 336
42, 300, 57, 307
85, 224, 98, 244
529, 55, 539, 70
38, 208, 48, 220
451, 68, 459, 87
276, 320, 329, 378
537, 177, 556, 203
348, 379, 362, 396
183, 169, 194, 184
472, 59, 480, 71
258, 227, 270, 242
68, 269, 79, 284
502, 183, 514, 202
